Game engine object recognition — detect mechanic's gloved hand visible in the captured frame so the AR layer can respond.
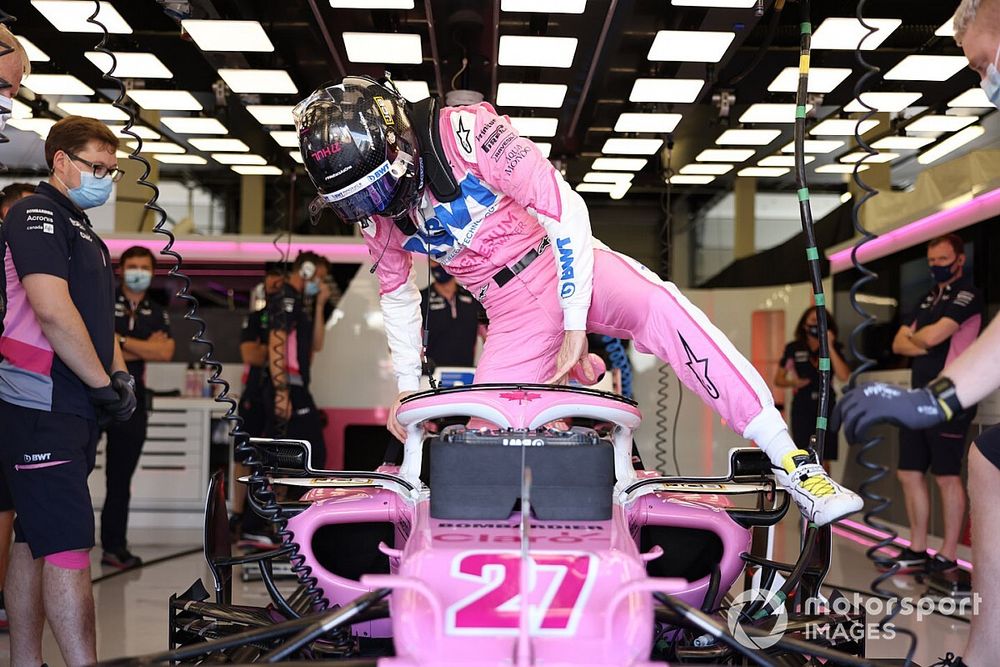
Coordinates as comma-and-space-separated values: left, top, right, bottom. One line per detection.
109, 370, 138, 422
833, 381, 946, 443
88, 380, 120, 428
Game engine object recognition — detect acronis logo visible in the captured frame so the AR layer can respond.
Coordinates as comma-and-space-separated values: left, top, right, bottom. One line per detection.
557, 237, 576, 298
310, 143, 342, 161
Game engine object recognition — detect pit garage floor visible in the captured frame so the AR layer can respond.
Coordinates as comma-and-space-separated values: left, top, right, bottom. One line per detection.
0, 519, 973, 666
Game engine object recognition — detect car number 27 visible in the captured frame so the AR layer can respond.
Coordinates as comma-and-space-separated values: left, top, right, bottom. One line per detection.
445, 551, 597, 636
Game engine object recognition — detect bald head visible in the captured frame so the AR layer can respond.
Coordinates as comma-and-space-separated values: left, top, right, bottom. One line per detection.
954, 0, 1000, 80
0, 25, 28, 98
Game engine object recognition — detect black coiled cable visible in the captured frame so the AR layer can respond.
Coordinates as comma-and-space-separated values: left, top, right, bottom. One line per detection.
86, 1, 329, 620
847, 2, 917, 664
654, 140, 676, 474
268, 178, 292, 438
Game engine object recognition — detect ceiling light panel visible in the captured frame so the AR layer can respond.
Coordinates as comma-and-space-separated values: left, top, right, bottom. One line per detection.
84, 51, 172, 78
497, 83, 567, 108
501, 0, 587, 12
949, 89, 993, 108
330, 0, 414, 7
843, 92, 922, 113
190, 138, 250, 152
935, 19, 954, 37
918, 126, 985, 165
57, 102, 129, 121
671, 0, 757, 6
22, 74, 93, 95
270, 131, 299, 148
246, 105, 294, 126
738, 104, 811, 124
815, 163, 869, 173
394, 80, 430, 102
871, 136, 935, 150
781, 140, 845, 154
591, 157, 646, 171
154, 154, 208, 165
679, 163, 733, 175
128, 90, 203, 111
809, 119, 880, 136
716, 129, 781, 146
696, 148, 755, 162
629, 78, 704, 103
536, 143, 552, 158
108, 125, 161, 140
647, 30, 735, 63
602, 138, 664, 155
906, 115, 978, 133
614, 112, 682, 133
509, 117, 558, 137
160, 117, 228, 134
576, 183, 616, 193
738, 167, 789, 177
126, 141, 185, 154
233, 166, 282, 176
8, 118, 56, 136
768, 67, 851, 93
885, 55, 968, 81
669, 175, 715, 185
182, 20, 274, 52
218, 69, 297, 94
584, 172, 634, 184
11, 99, 30, 119
212, 153, 267, 165
758, 155, 815, 167
840, 151, 900, 164
31, 1, 132, 33
343, 32, 422, 64
499, 36, 578, 68
289, 151, 304, 164
810, 17, 901, 50
18, 37, 49, 61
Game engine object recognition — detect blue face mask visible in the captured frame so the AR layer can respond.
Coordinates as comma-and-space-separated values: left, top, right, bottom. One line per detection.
431, 265, 451, 283
981, 40, 1000, 109
930, 261, 957, 284
66, 163, 113, 210
124, 268, 152, 292
304, 280, 320, 297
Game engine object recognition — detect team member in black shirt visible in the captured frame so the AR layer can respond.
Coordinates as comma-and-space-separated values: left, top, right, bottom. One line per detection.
419, 260, 486, 369
103, 245, 174, 570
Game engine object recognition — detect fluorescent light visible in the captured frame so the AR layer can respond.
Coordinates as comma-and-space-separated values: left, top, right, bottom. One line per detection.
22, 74, 93, 95
218, 69, 297, 94
630, 78, 704, 103
7, 118, 56, 137
680, 163, 732, 175
126, 141, 185, 154
840, 151, 899, 164
497, 83, 567, 108
246, 105, 294, 126
233, 166, 282, 176
840, 191, 852, 203
584, 172, 634, 184
154, 154, 208, 165
270, 131, 299, 148
843, 92, 922, 113
906, 115, 979, 133
343, 32, 422, 64
289, 150, 304, 164
949, 88, 993, 108
871, 135, 935, 150
57, 102, 129, 121
935, 19, 954, 37
738, 167, 789, 177
602, 138, 663, 155
768, 67, 851, 93
809, 119, 880, 136
212, 153, 267, 165
918, 126, 985, 165
669, 175, 715, 185
499, 36, 577, 68
501, 0, 587, 12
536, 142, 552, 158
85, 51, 172, 78
739, 104, 812, 124
128, 90, 203, 111
885, 55, 967, 81
591, 157, 647, 171
31, 1, 132, 33
671, 0, 756, 5
716, 129, 781, 146
18, 37, 49, 62
182, 20, 274, 52
160, 117, 228, 134
781, 139, 844, 154
190, 138, 250, 152
394, 80, 430, 102
576, 183, 616, 193
509, 117, 558, 137
647, 30, 735, 63
810, 17, 901, 50
11, 99, 30, 119
695, 148, 755, 162
815, 164, 869, 173
609, 183, 631, 200
758, 155, 814, 167
108, 125, 161, 140
614, 112, 682, 133
330, 0, 414, 7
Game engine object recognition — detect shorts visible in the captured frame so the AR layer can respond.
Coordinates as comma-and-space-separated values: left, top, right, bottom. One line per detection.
974, 423, 1000, 470
790, 406, 839, 461
264, 386, 327, 469
0, 399, 99, 558
898, 410, 975, 476
0, 471, 11, 512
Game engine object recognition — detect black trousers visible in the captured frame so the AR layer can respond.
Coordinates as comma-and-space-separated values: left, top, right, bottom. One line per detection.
101, 396, 148, 552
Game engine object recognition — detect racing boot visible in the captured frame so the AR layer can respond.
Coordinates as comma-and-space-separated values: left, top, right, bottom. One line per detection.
773, 449, 863, 526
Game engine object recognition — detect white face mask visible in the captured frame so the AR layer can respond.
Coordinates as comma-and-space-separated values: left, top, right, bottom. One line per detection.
981, 39, 1000, 110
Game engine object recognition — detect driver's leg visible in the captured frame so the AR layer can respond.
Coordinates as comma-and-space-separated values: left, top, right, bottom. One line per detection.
965, 430, 1000, 666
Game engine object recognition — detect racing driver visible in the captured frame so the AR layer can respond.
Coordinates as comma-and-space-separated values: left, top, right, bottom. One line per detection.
294, 76, 862, 526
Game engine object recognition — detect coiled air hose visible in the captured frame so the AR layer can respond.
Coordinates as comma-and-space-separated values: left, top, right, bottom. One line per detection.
654, 139, 678, 474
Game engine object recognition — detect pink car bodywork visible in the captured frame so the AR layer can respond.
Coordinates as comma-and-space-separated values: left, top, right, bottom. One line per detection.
286, 386, 754, 666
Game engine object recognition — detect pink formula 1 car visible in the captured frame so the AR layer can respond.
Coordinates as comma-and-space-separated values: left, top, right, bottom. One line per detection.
106, 384, 874, 666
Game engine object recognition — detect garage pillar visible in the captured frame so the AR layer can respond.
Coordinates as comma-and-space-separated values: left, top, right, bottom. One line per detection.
240, 175, 265, 235
734, 175, 756, 260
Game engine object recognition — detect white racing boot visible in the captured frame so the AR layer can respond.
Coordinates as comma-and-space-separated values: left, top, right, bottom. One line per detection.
773, 449, 863, 526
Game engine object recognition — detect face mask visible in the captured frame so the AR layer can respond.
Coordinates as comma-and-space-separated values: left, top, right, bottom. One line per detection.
930, 261, 957, 284
981, 40, 1000, 109
431, 265, 451, 283
304, 280, 320, 297
0, 96, 11, 134
124, 268, 152, 292
806, 325, 819, 338
66, 162, 113, 210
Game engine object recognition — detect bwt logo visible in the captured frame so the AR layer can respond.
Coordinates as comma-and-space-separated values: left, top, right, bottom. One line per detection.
23, 453, 52, 463
310, 143, 342, 160
502, 438, 546, 447
557, 237, 576, 298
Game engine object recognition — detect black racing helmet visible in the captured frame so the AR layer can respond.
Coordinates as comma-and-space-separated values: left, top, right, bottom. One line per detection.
293, 76, 423, 223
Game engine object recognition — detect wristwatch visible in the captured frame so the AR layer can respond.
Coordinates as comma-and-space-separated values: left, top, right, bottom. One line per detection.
927, 376, 963, 421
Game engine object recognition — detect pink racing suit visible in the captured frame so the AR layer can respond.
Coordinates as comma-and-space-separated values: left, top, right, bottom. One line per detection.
361, 103, 796, 463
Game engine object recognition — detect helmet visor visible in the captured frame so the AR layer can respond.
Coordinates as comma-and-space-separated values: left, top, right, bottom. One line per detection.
320, 160, 400, 222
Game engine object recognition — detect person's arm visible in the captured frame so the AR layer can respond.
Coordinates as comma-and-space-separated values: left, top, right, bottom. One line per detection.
910, 318, 960, 350
946, 315, 1000, 408
892, 324, 928, 356
112, 335, 127, 374
773, 366, 808, 388
311, 283, 332, 354
240, 341, 267, 367
829, 336, 850, 382
120, 332, 174, 361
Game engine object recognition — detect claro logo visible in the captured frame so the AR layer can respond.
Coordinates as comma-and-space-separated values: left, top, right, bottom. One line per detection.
311, 143, 342, 160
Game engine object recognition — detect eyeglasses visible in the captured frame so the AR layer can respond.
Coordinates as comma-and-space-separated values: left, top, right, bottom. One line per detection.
67, 152, 125, 182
